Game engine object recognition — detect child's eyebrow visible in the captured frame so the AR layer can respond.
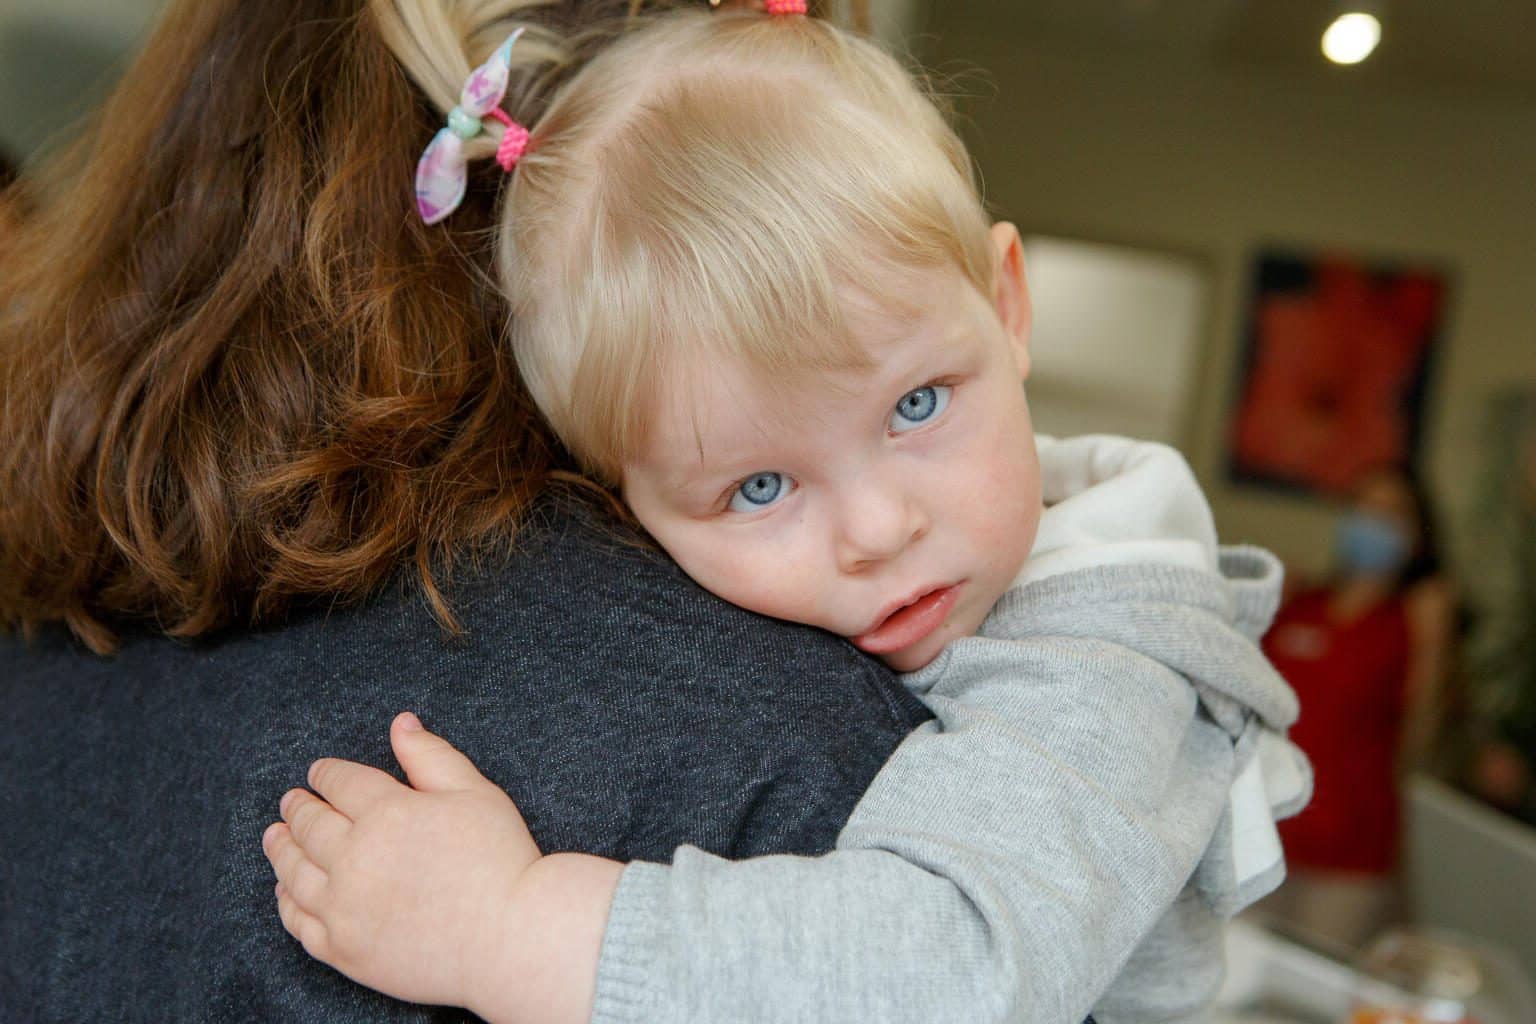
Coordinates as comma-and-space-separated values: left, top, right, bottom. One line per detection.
652, 447, 748, 496
659, 464, 758, 514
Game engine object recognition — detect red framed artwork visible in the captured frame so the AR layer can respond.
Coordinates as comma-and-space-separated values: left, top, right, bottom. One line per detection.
1228, 250, 1447, 497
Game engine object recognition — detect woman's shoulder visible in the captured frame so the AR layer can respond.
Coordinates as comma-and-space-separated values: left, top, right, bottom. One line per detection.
444, 493, 927, 723
0, 490, 929, 1022
4, 489, 916, 722
445, 492, 820, 645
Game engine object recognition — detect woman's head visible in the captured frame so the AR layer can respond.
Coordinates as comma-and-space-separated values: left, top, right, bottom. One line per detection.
1336, 463, 1444, 588
0, 0, 567, 651
496, 9, 995, 482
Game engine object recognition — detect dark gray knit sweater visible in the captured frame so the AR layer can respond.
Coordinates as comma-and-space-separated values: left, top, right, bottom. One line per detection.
0, 498, 930, 1022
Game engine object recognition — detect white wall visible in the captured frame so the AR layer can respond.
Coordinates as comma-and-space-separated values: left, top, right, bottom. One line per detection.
1023, 235, 1210, 446
927, 27, 1536, 575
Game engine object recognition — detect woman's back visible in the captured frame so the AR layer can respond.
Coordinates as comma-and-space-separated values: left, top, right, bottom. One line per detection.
1, 497, 929, 1021
0, 3, 935, 1017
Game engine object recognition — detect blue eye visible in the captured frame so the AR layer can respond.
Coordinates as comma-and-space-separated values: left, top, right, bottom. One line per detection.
890, 385, 952, 433
729, 472, 792, 512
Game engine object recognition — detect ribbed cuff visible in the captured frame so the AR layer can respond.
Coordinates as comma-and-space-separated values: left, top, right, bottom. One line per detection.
589, 861, 668, 1024
1219, 544, 1285, 638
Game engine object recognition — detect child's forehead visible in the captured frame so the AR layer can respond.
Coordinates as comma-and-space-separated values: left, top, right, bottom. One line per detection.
644, 283, 980, 464
674, 282, 958, 407
834, 265, 989, 375
655, 350, 863, 455
617, 258, 991, 484
840, 260, 965, 335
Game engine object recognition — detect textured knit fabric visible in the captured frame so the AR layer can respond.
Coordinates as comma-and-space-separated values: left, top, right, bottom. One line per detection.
591, 442, 1310, 1024
0, 495, 930, 1023
1023, 437, 1310, 914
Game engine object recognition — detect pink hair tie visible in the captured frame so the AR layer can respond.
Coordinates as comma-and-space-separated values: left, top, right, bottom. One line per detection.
486, 109, 530, 172
711, 0, 807, 14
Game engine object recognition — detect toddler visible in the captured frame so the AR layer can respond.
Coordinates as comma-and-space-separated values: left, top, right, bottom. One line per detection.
263, 6, 1309, 1022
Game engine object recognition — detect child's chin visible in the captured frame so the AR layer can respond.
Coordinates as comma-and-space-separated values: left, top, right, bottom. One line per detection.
878, 644, 943, 674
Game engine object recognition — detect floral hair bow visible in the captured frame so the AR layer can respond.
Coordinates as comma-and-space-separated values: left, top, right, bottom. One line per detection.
415, 27, 531, 225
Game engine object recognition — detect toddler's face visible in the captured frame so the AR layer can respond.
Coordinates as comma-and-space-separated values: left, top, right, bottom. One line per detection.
623, 226, 1042, 672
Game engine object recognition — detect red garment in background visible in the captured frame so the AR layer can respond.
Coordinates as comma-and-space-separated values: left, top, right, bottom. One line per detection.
1264, 588, 1411, 875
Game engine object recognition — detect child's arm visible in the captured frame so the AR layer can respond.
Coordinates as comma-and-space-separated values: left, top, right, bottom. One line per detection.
270, 636, 1213, 1024
269, 559, 1298, 1024
263, 712, 619, 1024
583, 553, 1299, 1024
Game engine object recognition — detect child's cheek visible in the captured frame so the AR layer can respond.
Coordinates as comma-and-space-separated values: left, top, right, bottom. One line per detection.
976, 433, 1042, 560
695, 536, 824, 628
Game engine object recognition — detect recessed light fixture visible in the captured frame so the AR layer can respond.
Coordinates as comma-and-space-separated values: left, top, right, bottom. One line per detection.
1322, 11, 1382, 65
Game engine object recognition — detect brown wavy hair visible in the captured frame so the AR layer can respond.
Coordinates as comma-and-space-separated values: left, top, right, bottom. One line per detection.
0, 0, 872, 655
0, 0, 570, 654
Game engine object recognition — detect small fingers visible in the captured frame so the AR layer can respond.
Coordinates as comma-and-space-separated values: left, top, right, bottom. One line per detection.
263, 822, 330, 913
390, 713, 491, 794
280, 789, 352, 870
307, 757, 408, 819
275, 881, 332, 962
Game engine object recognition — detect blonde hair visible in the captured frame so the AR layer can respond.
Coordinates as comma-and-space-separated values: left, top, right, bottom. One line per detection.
378, 4, 994, 484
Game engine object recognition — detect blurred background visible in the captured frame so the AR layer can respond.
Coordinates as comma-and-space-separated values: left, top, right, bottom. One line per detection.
3, 0, 1534, 1018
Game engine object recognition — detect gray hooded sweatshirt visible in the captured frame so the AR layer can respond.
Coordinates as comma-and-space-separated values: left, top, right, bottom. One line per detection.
589, 437, 1311, 1024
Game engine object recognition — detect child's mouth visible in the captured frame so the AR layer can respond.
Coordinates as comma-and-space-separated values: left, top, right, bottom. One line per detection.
851, 585, 961, 656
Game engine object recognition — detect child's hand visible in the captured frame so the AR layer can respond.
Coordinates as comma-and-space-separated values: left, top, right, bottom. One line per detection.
262, 712, 540, 1017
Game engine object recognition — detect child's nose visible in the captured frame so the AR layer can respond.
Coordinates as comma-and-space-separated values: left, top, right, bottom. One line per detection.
834, 477, 928, 574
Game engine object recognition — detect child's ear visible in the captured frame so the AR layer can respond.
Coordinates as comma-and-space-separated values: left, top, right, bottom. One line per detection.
989, 222, 1032, 381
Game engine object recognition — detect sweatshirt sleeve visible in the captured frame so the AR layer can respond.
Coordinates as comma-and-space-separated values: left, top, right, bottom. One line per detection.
590, 572, 1247, 1024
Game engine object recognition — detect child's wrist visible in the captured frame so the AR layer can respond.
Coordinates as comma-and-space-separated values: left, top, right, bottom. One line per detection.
469, 853, 626, 1024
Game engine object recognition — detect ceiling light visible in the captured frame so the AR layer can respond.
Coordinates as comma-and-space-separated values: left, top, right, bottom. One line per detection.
1322, 12, 1382, 65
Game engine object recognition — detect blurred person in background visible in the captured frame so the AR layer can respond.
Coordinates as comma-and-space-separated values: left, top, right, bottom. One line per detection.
1260, 463, 1456, 949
